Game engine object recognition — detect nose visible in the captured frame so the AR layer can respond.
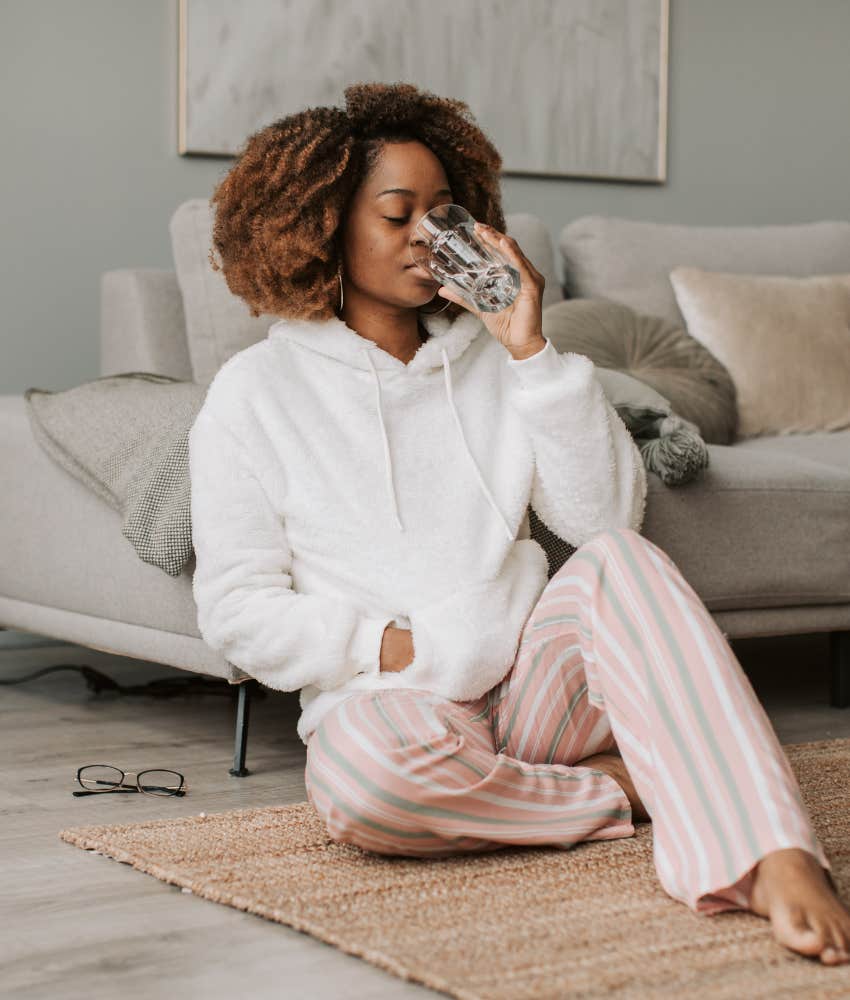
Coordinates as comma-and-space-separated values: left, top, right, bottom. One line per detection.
409, 236, 428, 260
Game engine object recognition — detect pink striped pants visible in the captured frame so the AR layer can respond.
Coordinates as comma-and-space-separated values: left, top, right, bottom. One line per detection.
305, 527, 833, 915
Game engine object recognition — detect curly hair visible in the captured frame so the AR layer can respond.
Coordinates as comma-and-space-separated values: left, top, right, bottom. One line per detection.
207, 82, 506, 322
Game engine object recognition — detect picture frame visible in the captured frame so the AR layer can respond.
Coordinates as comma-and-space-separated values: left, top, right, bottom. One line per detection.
178, 0, 669, 183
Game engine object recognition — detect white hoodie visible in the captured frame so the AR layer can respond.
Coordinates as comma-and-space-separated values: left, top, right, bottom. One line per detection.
188, 307, 647, 745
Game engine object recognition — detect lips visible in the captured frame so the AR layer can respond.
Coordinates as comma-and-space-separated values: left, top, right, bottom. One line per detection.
406, 263, 437, 280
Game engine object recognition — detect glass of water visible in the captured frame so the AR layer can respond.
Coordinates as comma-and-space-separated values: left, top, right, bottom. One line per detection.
409, 204, 520, 313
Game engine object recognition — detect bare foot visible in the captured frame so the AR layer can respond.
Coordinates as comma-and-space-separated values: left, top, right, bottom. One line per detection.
748, 847, 850, 965
576, 751, 651, 823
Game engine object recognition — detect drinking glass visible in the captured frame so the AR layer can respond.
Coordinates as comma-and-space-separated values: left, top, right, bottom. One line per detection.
409, 204, 520, 313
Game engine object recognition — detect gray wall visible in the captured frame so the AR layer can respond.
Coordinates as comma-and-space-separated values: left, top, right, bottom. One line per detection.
2, 0, 849, 394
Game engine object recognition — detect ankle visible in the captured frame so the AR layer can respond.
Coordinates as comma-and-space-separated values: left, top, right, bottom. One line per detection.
754, 848, 836, 894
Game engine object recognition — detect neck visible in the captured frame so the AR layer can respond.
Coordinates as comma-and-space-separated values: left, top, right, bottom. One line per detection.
339, 295, 430, 364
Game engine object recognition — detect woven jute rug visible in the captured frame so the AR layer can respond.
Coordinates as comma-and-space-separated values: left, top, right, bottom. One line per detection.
59, 737, 850, 999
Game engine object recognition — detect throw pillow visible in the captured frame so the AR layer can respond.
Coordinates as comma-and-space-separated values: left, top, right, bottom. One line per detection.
669, 268, 850, 438
541, 297, 738, 444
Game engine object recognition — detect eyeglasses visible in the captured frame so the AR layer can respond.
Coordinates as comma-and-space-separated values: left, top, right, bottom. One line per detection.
73, 764, 187, 797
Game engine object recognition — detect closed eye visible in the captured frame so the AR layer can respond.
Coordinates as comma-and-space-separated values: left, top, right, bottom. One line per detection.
384, 217, 409, 224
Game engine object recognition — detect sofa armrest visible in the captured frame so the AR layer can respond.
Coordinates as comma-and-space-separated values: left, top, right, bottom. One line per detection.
100, 269, 194, 381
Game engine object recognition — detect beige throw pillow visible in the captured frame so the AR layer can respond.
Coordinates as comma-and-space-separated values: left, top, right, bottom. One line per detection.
669, 268, 850, 439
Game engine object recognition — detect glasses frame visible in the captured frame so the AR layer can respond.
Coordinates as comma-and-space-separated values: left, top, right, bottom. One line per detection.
73, 763, 187, 797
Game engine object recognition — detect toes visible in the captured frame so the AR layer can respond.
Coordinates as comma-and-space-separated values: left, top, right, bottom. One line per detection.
772, 905, 823, 958
814, 921, 849, 964
822, 924, 850, 964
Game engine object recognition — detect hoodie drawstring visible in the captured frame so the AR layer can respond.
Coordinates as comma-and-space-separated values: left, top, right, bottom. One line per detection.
363, 347, 405, 532
441, 346, 515, 542
361, 345, 514, 542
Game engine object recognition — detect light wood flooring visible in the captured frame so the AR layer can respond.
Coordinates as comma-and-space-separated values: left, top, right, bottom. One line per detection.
2, 628, 849, 999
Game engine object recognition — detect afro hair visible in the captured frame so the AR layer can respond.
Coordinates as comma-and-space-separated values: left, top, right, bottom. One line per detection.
207, 81, 507, 323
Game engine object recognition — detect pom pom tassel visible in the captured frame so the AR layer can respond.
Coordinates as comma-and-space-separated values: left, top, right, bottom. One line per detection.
637, 414, 710, 486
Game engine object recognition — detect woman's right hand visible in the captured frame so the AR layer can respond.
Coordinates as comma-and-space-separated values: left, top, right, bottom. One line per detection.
379, 626, 415, 673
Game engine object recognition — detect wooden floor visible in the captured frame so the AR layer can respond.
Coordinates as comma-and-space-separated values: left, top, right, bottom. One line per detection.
2, 628, 849, 1000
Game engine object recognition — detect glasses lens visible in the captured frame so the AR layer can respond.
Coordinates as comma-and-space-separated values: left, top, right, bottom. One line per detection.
138, 770, 183, 796
79, 765, 124, 790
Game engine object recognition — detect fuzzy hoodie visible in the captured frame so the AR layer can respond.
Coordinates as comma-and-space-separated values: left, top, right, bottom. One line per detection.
188, 307, 647, 745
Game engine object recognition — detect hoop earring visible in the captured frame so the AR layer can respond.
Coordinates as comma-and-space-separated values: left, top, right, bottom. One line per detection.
337, 260, 448, 317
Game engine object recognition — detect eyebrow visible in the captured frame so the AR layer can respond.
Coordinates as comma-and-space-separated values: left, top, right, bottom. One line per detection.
375, 187, 452, 198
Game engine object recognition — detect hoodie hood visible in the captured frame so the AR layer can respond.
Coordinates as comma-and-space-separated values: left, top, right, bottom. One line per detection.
268, 309, 515, 542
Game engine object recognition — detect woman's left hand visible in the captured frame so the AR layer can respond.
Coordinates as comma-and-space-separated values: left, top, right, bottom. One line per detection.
435, 222, 546, 360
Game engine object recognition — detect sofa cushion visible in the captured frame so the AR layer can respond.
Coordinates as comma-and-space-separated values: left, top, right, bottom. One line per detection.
558, 215, 850, 328
170, 198, 563, 384
541, 298, 738, 444
100, 269, 193, 380
169, 201, 277, 386
640, 429, 850, 612
670, 268, 850, 439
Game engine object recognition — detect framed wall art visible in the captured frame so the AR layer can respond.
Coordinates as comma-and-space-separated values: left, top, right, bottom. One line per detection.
178, 0, 669, 183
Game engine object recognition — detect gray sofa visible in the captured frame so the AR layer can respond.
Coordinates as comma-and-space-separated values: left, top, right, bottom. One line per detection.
2, 203, 848, 777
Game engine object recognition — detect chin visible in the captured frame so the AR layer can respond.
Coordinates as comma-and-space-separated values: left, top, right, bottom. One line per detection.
402, 292, 441, 311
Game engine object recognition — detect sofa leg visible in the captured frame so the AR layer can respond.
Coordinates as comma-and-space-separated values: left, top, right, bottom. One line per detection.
829, 631, 850, 709
229, 679, 254, 777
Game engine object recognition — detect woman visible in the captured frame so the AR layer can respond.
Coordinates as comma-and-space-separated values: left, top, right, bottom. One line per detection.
189, 82, 849, 964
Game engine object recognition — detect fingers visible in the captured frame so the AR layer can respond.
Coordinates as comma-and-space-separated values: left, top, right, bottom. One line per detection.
473, 222, 545, 287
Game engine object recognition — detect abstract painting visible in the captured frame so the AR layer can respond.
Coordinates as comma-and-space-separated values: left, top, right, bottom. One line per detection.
179, 0, 669, 183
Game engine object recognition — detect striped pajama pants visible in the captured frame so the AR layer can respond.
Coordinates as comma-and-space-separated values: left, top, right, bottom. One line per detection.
304, 527, 833, 916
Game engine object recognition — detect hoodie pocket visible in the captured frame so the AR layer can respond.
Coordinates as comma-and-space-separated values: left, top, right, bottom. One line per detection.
399, 541, 549, 702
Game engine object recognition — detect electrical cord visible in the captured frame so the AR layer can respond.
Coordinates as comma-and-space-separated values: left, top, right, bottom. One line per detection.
0, 663, 267, 699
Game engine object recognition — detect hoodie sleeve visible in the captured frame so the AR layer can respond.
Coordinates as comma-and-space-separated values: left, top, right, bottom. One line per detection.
189, 406, 395, 692
503, 337, 647, 547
